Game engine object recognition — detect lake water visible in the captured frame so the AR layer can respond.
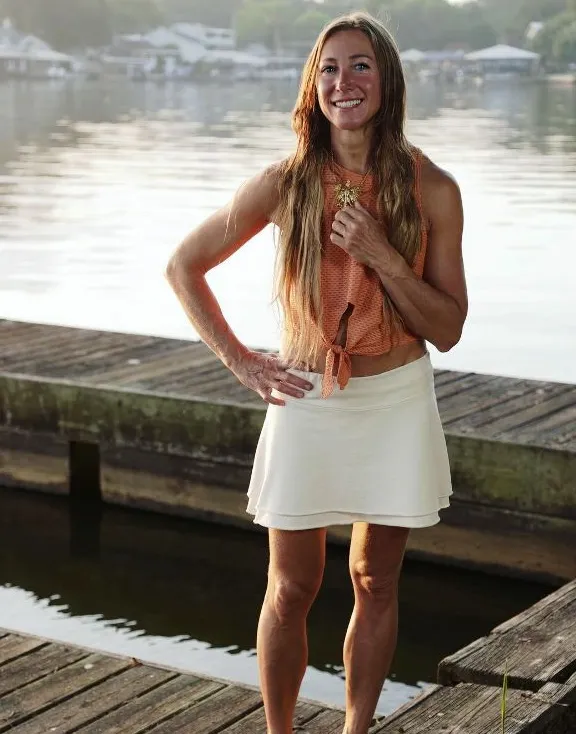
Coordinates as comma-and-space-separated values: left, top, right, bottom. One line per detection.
0, 77, 575, 383
0, 76, 573, 714
0, 488, 551, 715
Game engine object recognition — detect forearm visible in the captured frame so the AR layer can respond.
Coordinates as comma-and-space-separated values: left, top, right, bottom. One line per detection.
166, 263, 248, 370
375, 258, 464, 352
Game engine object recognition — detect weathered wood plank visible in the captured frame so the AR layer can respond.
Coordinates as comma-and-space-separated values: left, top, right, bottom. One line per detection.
143, 684, 262, 734
184, 372, 246, 399
451, 383, 573, 437
374, 683, 494, 733
146, 359, 229, 390
504, 404, 576, 445
438, 579, 576, 690
39, 340, 160, 376
4, 665, 176, 734
372, 678, 576, 733
0, 643, 87, 696
433, 371, 474, 387
0, 635, 46, 666
488, 392, 576, 439
85, 351, 195, 383
0, 331, 135, 370
219, 699, 323, 733
92, 346, 207, 385
297, 709, 346, 733
0, 330, 90, 359
0, 325, 72, 350
0, 653, 132, 730
434, 373, 496, 401
73, 675, 224, 734
439, 378, 541, 426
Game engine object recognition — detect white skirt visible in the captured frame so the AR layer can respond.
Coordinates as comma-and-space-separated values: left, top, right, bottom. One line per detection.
247, 353, 452, 530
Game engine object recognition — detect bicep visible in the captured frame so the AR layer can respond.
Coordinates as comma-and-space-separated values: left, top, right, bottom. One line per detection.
422, 170, 467, 317
169, 165, 279, 275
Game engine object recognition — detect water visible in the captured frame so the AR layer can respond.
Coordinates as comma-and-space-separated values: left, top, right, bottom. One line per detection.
0, 77, 575, 383
0, 488, 551, 714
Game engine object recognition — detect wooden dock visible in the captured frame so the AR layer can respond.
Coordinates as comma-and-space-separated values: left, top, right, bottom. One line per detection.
1, 319, 575, 581
1, 581, 575, 732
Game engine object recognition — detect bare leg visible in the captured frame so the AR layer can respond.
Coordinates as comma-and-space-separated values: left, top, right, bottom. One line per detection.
257, 527, 326, 734
343, 523, 410, 734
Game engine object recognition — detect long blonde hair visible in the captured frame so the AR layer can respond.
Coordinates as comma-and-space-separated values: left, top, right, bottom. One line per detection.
274, 12, 422, 368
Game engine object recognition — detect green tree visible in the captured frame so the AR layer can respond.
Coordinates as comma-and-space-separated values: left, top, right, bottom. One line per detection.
366, 0, 495, 50
109, 0, 164, 34
0, 0, 112, 49
292, 9, 332, 43
553, 18, 576, 60
235, 0, 305, 50
531, 9, 576, 61
475, 0, 567, 44
158, 0, 243, 27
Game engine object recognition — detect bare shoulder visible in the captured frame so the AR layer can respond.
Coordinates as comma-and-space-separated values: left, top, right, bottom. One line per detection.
418, 155, 462, 221
236, 159, 285, 223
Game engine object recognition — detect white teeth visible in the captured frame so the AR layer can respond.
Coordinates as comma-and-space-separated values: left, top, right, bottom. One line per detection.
334, 99, 362, 108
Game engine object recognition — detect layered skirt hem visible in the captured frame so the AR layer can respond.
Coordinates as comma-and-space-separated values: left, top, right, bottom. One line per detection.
247, 353, 452, 531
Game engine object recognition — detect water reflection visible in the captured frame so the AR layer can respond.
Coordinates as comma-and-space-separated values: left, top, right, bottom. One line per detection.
0, 488, 550, 714
0, 77, 575, 384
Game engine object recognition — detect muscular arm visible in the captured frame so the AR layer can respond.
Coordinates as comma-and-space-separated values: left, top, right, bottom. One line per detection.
374, 161, 467, 352
165, 164, 280, 369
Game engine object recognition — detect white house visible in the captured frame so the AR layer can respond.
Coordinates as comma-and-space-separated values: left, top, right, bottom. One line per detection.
171, 23, 235, 51
465, 44, 540, 75
0, 18, 73, 77
144, 26, 205, 65
399, 48, 426, 64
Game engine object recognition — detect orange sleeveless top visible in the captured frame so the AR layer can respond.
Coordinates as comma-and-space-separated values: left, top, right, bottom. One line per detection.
317, 149, 428, 398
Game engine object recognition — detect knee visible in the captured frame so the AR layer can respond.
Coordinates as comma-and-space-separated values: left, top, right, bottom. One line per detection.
350, 559, 399, 608
268, 575, 321, 625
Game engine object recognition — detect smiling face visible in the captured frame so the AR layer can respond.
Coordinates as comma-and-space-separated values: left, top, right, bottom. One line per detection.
316, 29, 382, 133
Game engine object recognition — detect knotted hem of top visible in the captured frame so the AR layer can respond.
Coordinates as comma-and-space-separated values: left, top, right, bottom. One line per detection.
322, 343, 352, 398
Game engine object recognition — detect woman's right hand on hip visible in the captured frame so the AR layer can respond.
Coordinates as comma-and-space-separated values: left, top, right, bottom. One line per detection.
232, 351, 314, 406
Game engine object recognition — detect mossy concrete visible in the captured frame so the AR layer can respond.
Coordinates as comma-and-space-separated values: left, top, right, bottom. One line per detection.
0, 374, 265, 466
446, 433, 574, 518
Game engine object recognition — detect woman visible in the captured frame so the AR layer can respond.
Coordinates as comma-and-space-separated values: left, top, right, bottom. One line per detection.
166, 11, 466, 734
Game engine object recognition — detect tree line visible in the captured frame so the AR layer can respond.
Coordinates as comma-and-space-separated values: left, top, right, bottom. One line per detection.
0, 0, 574, 63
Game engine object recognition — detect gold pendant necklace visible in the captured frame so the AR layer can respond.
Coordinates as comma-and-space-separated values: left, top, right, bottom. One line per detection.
332, 160, 371, 209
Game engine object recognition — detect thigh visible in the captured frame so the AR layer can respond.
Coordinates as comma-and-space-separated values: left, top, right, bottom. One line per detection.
268, 528, 327, 590
349, 523, 410, 585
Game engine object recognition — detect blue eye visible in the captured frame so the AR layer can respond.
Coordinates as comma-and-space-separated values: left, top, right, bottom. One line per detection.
321, 65, 337, 74
355, 62, 369, 71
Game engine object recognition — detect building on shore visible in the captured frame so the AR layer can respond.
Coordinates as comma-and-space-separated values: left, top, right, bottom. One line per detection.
400, 43, 541, 82
0, 18, 74, 78
99, 23, 301, 82
399, 47, 467, 81
169, 23, 235, 51
464, 44, 541, 77
98, 31, 200, 79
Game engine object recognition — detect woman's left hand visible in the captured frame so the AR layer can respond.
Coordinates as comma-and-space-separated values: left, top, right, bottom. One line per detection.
330, 202, 400, 273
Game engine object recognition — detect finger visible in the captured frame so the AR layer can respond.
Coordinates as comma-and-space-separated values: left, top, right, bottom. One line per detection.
272, 362, 314, 391
276, 382, 306, 399
260, 387, 285, 406
283, 372, 314, 391
331, 219, 346, 235
270, 376, 306, 399
264, 395, 285, 406
354, 201, 369, 214
330, 232, 346, 247
335, 208, 355, 225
